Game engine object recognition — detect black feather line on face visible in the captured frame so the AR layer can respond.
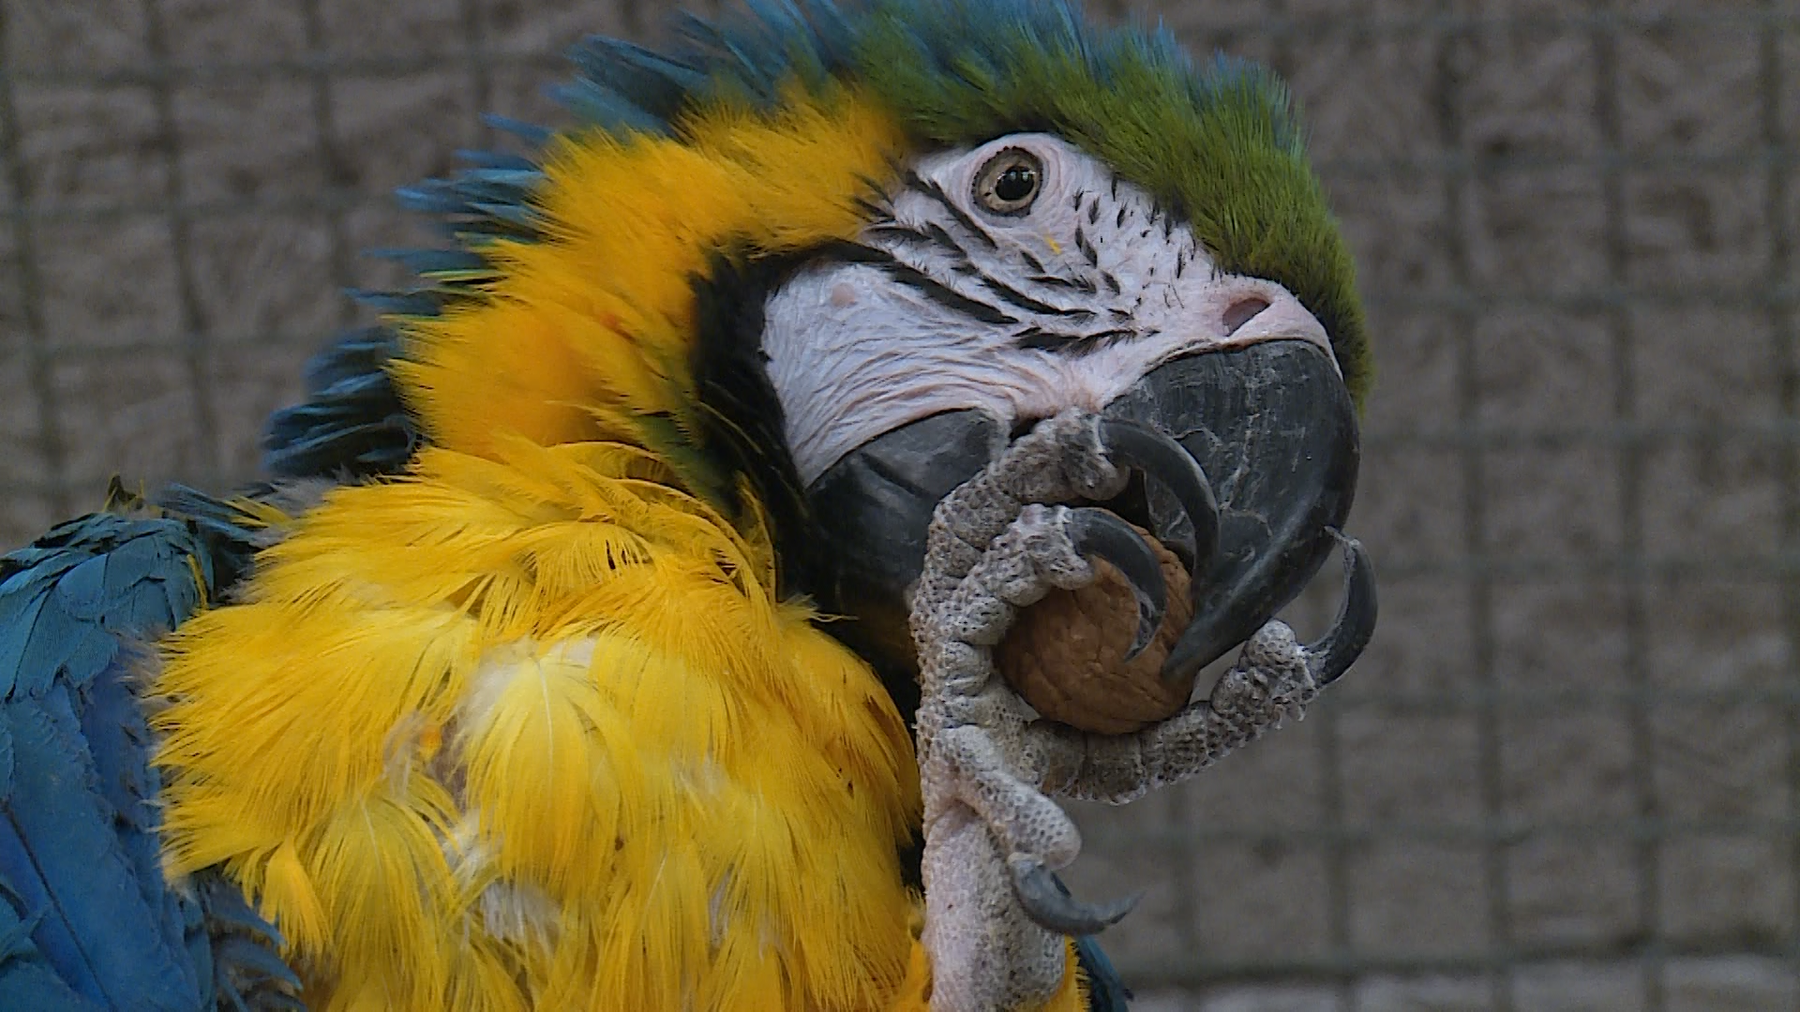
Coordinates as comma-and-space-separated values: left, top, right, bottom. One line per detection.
923, 221, 969, 257
1026, 272, 1089, 294
976, 273, 1078, 318
1014, 325, 1136, 355
904, 170, 998, 250
1074, 225, 1099, 266
864, 220, 966, 262
688, 252, 828, 602
822, 240, 1017, 325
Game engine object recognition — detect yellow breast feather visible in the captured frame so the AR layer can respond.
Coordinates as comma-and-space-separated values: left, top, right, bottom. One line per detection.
154, 438, 921, 1010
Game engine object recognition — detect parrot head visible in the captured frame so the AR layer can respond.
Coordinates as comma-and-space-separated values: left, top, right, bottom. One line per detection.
267, 0, 1374, 720
793, 131, 1365, 709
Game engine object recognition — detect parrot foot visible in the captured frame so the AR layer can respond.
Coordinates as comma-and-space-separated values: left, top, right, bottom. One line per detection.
910, 410, 1153, 1012
909, 412, 1374, 1011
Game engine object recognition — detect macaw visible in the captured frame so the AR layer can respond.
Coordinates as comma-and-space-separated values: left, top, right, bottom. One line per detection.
0, 1, 1377, 1010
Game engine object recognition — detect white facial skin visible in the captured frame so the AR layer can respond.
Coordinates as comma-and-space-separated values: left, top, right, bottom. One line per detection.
761, 132, 1337, 484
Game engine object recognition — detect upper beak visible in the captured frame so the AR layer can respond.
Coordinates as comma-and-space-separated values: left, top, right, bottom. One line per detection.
1101, 339, 1361, 682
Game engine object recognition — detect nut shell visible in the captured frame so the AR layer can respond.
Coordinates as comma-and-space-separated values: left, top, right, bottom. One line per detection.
996, 528, 1197, 734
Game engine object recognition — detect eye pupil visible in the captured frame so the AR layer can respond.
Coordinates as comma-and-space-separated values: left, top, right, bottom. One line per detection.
995, 165, 1037, 202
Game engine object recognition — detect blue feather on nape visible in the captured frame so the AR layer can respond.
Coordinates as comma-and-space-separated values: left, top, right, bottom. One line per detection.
482, 113, 553, 145
263, 325, 418, 478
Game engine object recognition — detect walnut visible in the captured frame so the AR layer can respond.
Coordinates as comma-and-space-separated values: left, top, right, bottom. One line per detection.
996, 528, 1196, 734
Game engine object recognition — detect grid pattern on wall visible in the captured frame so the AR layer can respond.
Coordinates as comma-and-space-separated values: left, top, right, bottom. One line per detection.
1, 1, 1796, 1008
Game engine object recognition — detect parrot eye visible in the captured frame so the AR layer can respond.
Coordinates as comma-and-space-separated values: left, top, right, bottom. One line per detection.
974, 148, 1043, 216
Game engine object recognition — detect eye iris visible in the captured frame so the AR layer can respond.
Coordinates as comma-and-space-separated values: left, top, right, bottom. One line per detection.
994, 164, 1037, 203
973, 147, 1044, 214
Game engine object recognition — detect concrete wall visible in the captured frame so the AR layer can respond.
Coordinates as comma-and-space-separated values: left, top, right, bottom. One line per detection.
2, 1, 1795, 1008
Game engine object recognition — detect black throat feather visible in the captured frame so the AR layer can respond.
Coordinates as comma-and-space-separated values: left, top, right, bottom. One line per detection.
689, 250, 928, 715
688, 250, 927, 890
687, 251, 828, 603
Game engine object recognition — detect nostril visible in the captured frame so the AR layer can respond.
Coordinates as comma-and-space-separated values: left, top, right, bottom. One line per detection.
1222, 296, 1271, 335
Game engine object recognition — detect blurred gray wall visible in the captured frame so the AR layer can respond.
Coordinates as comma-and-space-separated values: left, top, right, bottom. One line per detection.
2, 1, 1796, 1008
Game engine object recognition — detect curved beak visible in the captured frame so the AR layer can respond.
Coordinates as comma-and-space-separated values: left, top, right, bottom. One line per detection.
1101, 339, 1360, 681
806, 338, 1367, 716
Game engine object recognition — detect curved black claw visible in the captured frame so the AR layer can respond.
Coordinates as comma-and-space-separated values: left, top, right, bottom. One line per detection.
1304, 532, 1378, 686
1009, 857, 1141, 936
1098, 418, 1221, 576
1067, 506, 1166, 660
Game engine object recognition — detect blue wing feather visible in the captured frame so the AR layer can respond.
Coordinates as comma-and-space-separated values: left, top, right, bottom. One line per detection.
3, 682, 196, 1009
0, 507, 294, 1010
0, 882, 104, 1012
79, 646, 186, 956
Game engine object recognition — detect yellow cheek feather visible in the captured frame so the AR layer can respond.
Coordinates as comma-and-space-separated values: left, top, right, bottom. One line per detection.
395, 84, 907, 474
150, 88, 948, 1010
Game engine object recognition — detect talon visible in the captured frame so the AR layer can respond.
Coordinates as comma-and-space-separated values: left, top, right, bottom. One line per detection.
1097, 418, 1221, 575
1304, 531, 1377, 686
1066, 507, 1166, 659
1008, 856, 1140, 936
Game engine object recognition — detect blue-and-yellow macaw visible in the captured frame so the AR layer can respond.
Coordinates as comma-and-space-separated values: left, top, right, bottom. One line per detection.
0, 1, 1376, 1009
